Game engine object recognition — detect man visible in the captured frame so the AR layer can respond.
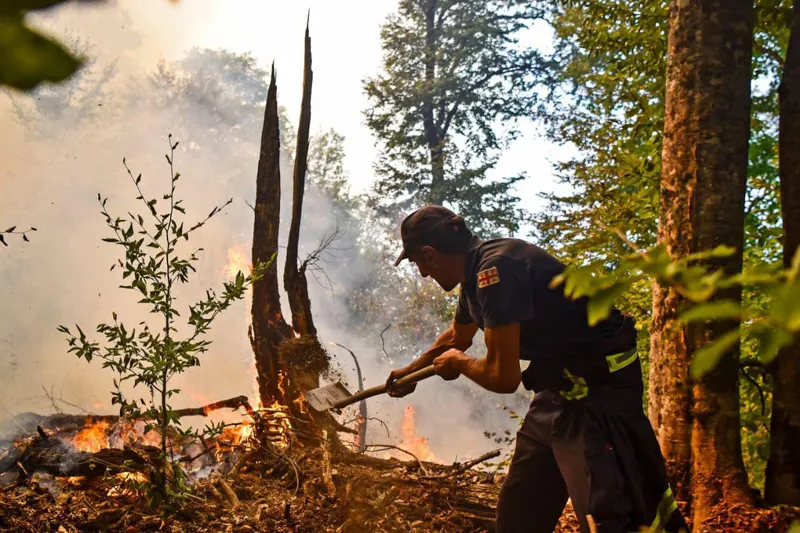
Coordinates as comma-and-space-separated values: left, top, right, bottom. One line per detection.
386, 205, 689, 533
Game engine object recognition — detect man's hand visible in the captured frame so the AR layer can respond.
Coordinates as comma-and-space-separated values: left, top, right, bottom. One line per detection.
386, 367, 417, 398
433, 349, 464, 381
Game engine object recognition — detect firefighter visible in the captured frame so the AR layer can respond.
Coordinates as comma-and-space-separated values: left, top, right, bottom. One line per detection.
386, 205, 689, 533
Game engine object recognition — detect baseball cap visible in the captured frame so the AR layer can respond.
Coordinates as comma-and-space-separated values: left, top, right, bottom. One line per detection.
394, 205, 472, 266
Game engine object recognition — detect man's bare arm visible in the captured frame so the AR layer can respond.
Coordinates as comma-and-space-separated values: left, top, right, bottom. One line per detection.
405, 320, 478, 373
386, 320, 478, 396
436, 322, 521, 394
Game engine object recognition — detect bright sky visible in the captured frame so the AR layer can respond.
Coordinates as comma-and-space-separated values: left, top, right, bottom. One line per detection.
30, 0, 569, 222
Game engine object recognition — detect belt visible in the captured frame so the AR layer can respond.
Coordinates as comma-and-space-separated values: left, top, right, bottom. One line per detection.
559, 348, 638, 401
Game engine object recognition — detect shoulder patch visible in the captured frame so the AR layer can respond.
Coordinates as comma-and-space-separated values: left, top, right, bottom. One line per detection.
477, 266, 500, 288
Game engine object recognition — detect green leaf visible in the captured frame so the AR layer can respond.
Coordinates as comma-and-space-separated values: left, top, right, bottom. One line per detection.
0, 235, 6, 246
5, 226, 16, 232
679, 300, 742, 323
2, 0, 74, 11
587, 282, 630, 326
0, 14, 82, 90
690, 329, 741, 379
756, 326, 794, 364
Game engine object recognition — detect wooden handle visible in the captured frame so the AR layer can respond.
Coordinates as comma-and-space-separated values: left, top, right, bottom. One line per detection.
332, 365, 437, 409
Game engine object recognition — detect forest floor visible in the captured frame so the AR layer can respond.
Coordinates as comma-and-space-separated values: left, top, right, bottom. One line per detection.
1, 447, 798, 532
1, 410, 798, 533
0, 446, 576, 533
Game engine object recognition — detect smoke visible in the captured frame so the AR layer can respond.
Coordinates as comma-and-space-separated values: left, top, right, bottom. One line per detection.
0, 2, 529, 464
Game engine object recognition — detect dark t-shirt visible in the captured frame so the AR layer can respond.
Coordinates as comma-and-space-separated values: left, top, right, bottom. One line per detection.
455, 237, 637, 391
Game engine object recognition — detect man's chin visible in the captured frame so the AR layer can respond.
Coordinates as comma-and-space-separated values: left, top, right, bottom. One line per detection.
438, 280, 458, 292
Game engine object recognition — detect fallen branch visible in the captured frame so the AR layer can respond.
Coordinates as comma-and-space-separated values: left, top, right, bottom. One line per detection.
329, 417, 358, 435
422, 449, 501, 479
363, 444, 430, 476
215, 478, 239, 508
172, 395, 254, 418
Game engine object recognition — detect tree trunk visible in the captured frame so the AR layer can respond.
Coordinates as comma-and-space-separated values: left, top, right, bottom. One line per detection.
654, 0, 755, 524
250, 65, 295, 407
284, 21, 317, 339
766, 0, 800, 506
422, 0, 445, 204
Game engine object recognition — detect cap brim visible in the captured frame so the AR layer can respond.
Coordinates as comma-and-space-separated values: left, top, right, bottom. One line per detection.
394, 248, 408, 267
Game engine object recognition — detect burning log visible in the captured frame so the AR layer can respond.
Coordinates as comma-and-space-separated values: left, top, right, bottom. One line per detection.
3, 430, 155, 478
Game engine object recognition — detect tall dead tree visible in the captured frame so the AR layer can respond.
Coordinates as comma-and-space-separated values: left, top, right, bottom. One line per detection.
651, 0, 755, 525
280, 20, 329, 396
766, 0, 800, 506
284, 21, 317, 339
250, 65, 295, 407
250, 22, 330, 413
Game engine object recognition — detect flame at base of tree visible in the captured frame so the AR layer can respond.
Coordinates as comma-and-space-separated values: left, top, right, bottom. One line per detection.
400, 406, 437, 463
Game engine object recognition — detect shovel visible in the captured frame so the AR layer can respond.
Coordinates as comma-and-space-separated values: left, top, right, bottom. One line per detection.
305, 365, 437, 411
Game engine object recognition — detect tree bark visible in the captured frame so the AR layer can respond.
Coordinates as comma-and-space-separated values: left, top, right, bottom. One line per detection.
422, 0, 446, 204
284, 20, 317, 339
250, 65, 295, 407
766, 0, 800, 506
653, 0, 755, 524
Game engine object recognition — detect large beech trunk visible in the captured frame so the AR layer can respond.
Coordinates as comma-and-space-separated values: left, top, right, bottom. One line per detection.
766, 0, 800, 507
652, 0, 755, 525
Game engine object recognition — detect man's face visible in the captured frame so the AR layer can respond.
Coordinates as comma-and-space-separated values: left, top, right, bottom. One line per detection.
408, 246, 460, 292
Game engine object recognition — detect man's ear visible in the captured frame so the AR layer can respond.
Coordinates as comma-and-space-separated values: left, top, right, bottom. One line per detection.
420, 245, 438, 263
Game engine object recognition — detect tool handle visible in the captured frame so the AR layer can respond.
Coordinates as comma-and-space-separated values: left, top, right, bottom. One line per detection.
332, 365, 437, 409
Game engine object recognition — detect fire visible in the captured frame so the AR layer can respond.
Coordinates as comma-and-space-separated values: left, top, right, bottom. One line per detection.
400, 406, 437, 462
71, 419, 111, 453
223, 244, 251, 279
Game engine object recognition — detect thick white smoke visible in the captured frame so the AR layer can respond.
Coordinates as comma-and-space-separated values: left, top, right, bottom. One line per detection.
0, 1, 530, 464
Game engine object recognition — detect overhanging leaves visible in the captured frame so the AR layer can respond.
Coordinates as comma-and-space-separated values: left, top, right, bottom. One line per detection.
690, 329, 742, 379
0, 13, 81, 90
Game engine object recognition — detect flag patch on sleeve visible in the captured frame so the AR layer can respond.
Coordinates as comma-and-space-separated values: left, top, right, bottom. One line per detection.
477, 266, 500, 288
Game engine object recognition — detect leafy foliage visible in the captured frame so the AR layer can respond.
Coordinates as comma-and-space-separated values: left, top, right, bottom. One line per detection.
364, 0, 549, 235
58, 137, 267, 505
0, 0, 88, 91
552, 236, 799, 379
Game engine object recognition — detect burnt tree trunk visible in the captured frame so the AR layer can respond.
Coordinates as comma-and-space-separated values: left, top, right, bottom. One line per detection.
653, 0, 755, 524
422, 0, 445, 204
284, 21, 317, 340
280, 21, 330, 398
250, 65, 295, 407
766, 0, 800, 506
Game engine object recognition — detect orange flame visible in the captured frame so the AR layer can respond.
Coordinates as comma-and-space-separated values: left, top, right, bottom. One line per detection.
400, 406, 437, 462
223, 245, 251, 279
72, 419, 111, 452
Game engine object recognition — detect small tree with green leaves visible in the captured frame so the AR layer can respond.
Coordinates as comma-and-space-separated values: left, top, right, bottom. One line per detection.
59, 136, 266, 506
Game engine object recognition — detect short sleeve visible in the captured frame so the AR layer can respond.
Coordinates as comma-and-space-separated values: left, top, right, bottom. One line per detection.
455, 286, 474, 325
477, 258, 534, 328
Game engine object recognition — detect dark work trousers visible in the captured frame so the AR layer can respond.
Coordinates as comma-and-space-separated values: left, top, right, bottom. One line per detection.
496, 360, 688, 533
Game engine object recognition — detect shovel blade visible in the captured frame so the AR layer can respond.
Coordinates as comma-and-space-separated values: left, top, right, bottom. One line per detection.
305, 382, 353, 411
